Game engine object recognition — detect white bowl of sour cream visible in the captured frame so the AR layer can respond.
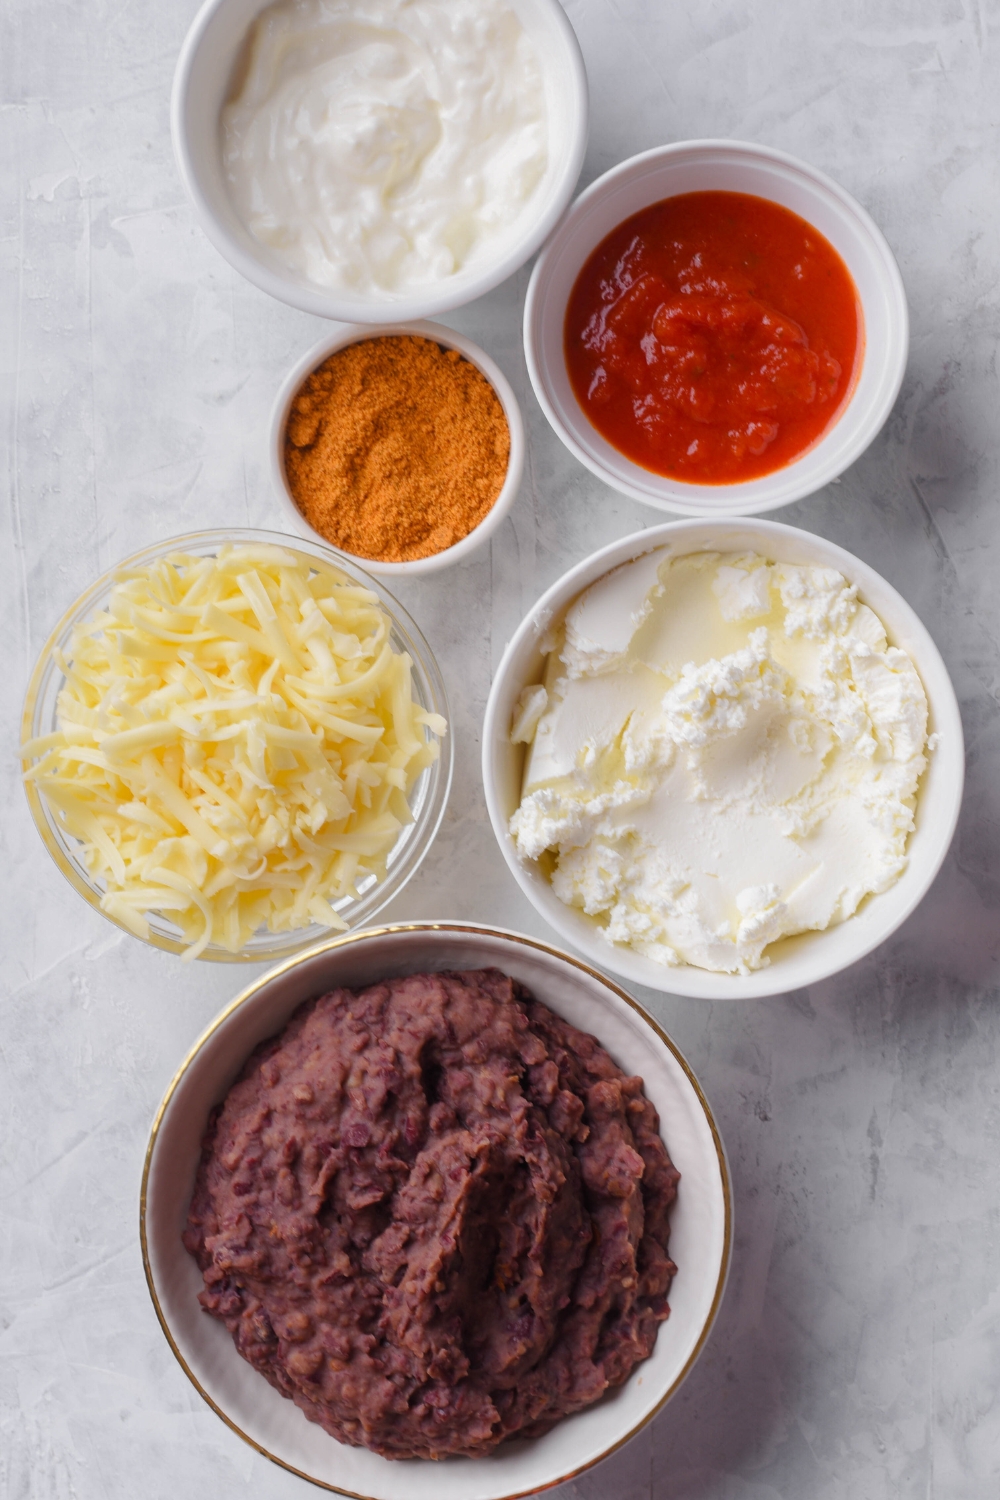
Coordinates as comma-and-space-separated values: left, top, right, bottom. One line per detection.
482, 519, 964, 1000
172, 0, 588, 321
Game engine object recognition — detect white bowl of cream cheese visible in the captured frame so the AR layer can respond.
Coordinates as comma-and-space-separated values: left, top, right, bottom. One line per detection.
172, 0, 588, 320
482, 519, 964, 999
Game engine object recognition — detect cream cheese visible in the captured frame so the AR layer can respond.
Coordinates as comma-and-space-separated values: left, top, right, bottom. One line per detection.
510, 550, 930, 974
222, 0, 548, 296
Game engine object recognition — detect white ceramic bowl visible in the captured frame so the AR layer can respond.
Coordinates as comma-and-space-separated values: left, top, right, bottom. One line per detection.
20, 529, 452, 962
141, 922, 732, 1498
172, 0, 588, 323
482, 519, 964, 1000
270, 322, 525, 577
524, 140, 909, 516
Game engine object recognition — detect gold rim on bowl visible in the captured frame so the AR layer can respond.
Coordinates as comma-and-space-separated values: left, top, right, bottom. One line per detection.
140, 920, 733, 1499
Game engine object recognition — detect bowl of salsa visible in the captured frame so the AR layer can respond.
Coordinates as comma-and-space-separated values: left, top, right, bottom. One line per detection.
524, 140, 908, 515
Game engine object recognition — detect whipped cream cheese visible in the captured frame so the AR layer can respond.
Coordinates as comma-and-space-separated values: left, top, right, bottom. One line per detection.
510, 550, 930, 974
222, 0, 548, 296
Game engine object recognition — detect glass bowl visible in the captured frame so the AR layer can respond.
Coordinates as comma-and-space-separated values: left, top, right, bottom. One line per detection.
20, 528, 453, 962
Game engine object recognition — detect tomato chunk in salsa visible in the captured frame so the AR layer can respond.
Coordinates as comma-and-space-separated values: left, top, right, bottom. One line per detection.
564, 191, 862, 484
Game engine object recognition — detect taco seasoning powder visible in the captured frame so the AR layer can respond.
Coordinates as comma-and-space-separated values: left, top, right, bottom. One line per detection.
283, 335, 510, 563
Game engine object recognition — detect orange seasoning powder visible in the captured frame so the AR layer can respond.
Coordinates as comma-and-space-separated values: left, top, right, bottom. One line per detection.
284, 335, 510, 563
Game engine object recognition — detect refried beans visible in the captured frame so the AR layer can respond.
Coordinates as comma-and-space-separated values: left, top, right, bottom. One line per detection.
183, 969, 680, 1459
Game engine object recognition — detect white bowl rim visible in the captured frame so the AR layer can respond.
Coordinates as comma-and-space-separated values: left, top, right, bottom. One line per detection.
268, 321, 526, 576
20, 527, 454, 961
524, 137, 910, 517
140, 919, 734, 1497
482, 518, 965, 999
171, 0, 589, 323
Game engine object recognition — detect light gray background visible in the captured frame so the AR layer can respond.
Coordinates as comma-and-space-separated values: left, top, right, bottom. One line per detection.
3, 0, 999, 1495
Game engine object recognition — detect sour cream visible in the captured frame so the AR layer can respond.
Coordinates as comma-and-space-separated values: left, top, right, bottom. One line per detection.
510, 550, 930, 975
221, 0, 549, 296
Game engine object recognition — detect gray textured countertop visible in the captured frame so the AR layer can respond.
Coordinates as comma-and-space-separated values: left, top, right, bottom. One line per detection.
3, 0, 999, 1495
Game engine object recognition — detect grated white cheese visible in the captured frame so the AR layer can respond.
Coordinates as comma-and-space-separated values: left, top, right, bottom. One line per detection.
23, 544, 445, 958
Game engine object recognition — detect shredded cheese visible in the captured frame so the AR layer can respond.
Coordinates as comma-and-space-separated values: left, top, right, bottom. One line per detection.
23, 544, 445, 958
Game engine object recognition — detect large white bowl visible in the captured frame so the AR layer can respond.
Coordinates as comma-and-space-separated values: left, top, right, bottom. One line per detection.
524, 140, 909, 516
141, 922, 731, 1498
172, 0, 588, 323
482, 520, 964, 1000
269, 322, 525, 577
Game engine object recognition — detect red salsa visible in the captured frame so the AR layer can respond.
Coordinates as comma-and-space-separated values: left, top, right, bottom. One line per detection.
564, 191, 863, 484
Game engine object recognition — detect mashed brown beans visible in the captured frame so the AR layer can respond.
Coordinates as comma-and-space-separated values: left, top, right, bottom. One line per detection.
183, 969, 679, 1459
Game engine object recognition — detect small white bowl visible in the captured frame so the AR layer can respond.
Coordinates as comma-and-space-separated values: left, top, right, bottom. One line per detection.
172, 0, 588, 323
270, 322, 525, 577
141, 922, 732, 1499
524, 140, 909, 517
482, 519, 964, 1000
